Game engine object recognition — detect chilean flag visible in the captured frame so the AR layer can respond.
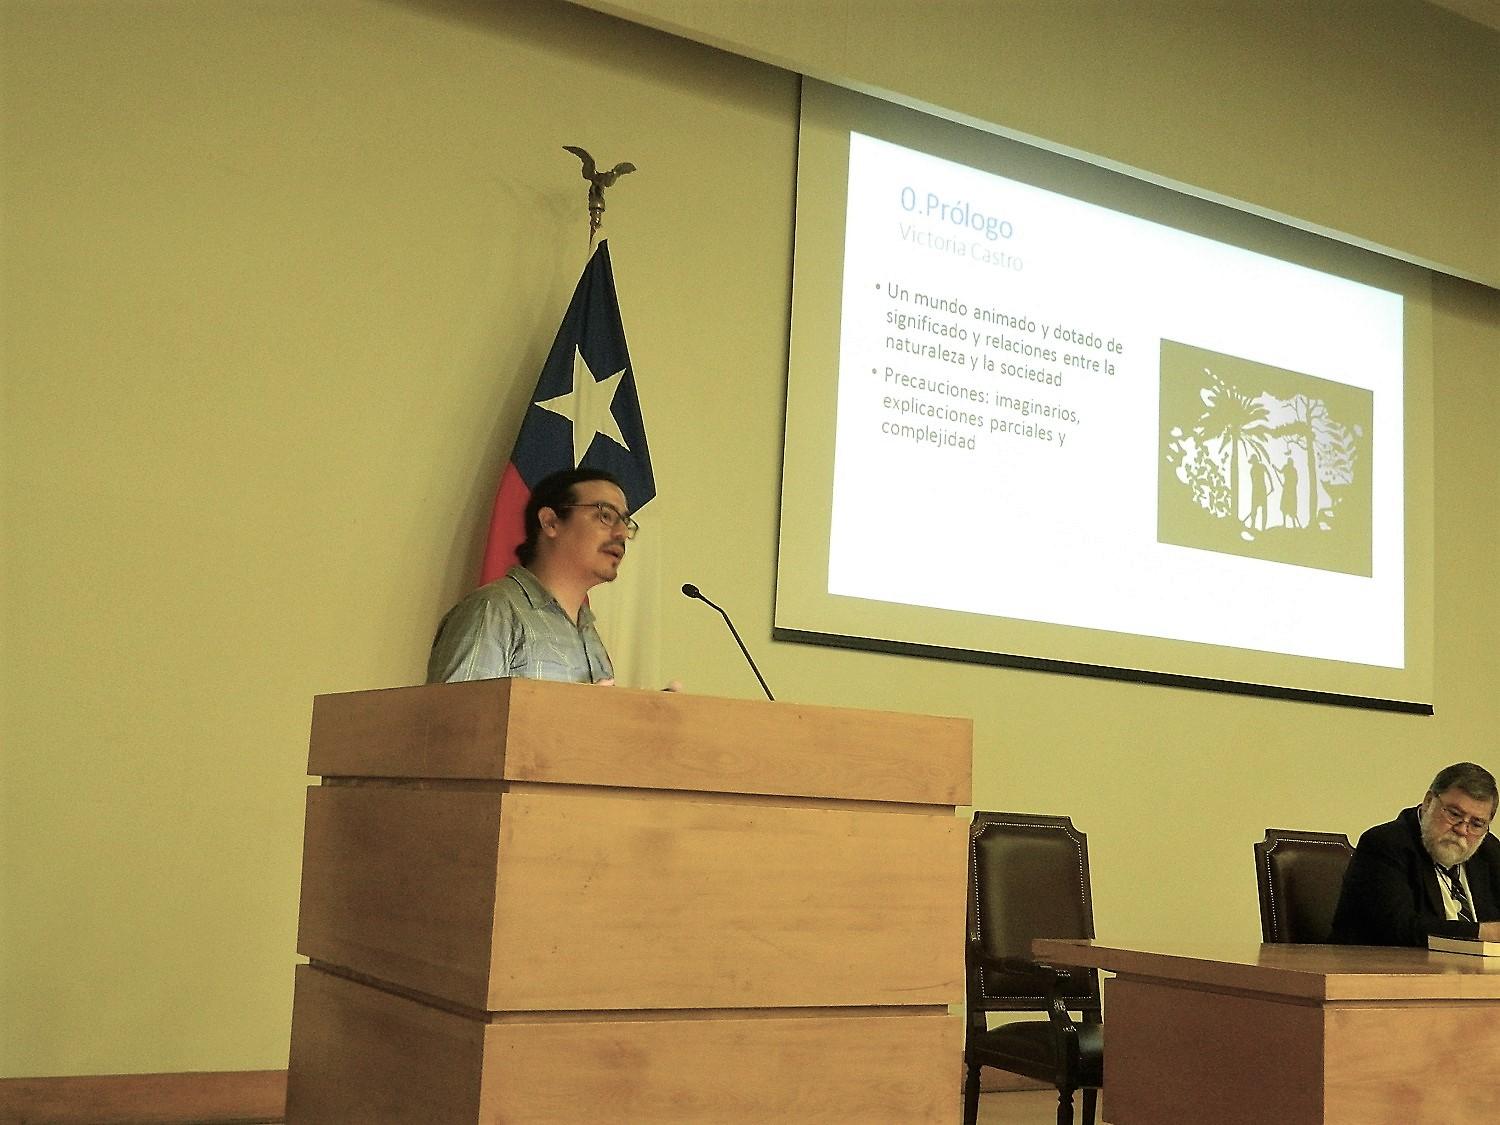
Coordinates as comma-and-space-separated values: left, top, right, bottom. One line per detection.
481, 240, 656, 584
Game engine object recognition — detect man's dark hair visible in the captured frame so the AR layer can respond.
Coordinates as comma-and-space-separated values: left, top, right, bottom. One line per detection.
516, 466, 624, 567
1428, 762, 1499, 816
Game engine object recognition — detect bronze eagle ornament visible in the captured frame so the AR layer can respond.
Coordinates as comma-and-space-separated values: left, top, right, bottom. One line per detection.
563, 145, 636, 239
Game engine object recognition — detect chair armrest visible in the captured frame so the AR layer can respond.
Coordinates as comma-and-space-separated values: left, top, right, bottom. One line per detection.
968, 943, 1088, 1085
970, 945, 1088, 1004
969, 942, 1083, 987
969, 942, 1054, 982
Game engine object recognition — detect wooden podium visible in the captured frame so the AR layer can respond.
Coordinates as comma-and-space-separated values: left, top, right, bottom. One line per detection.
285, 679, 971, 1122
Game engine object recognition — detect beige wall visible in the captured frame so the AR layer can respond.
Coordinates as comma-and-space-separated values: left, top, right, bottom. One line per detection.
2, 0, 1497, 1077
572, 0, 1500, 287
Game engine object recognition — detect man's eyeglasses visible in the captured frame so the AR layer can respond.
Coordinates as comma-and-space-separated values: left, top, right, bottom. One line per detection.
558, 502, 639, 539
1432, 799, 1491, 836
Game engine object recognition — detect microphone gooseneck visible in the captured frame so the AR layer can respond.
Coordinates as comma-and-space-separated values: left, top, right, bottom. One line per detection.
680, 582, 775, 701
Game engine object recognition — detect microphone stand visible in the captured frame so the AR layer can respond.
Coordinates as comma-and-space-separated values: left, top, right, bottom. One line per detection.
681, 584, 775, 701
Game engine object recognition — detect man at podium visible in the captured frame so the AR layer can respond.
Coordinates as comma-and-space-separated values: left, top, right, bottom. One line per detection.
1330, 761, 1500, 946
425, 467, 633, 684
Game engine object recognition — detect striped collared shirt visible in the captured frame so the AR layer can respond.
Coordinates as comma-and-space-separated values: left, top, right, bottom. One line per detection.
425, 565, 613, 684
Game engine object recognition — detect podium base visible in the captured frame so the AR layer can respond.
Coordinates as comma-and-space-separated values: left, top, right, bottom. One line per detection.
287, 965, 961, 1123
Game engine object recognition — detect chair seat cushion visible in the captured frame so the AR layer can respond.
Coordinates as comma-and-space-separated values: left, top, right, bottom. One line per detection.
971, 1019, 1103, 1088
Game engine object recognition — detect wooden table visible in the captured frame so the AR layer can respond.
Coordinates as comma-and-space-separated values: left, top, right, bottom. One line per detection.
1033, 938, 1500, 1124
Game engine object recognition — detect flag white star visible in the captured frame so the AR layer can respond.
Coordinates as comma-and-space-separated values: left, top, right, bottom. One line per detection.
535, 346, 631, 465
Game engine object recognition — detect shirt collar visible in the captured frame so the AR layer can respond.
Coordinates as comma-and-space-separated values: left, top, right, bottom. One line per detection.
507, 565, 595, 626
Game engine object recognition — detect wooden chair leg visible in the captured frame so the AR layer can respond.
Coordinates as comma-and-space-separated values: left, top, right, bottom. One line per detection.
1082, 1087, 1098, 1125
1055, 1087, 1075, 1125
961, 1059, 982, 1125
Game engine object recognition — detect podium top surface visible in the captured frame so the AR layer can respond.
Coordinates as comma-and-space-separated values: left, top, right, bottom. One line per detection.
309, 679, 971, 806
1032, 937, 1500, 1002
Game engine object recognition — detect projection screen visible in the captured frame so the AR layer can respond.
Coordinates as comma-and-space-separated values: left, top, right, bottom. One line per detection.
775, 80, 1433, 711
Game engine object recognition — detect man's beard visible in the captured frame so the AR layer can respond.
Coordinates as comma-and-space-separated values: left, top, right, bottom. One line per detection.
1421, 807, 1479, 866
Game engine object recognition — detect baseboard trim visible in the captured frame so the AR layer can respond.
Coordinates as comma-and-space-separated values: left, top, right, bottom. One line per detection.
0, 1069, 286, 1125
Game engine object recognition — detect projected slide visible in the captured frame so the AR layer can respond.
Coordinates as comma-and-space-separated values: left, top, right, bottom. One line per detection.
824, 132, 1406, 669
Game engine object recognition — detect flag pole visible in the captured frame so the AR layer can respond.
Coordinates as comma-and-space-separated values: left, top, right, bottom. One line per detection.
588, 181, 600, 252
554, 146, 658, 687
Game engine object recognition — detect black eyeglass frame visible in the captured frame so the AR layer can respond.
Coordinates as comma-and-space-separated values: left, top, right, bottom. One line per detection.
1428, 793, 1492, 835
556, 501, 640, 539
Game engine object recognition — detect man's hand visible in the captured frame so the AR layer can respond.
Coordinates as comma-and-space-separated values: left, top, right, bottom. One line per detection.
594, 677, 616, 687
662, 679, 684, 692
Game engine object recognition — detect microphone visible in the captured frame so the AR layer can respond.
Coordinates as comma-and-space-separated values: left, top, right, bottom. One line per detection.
681, 583, 775, 701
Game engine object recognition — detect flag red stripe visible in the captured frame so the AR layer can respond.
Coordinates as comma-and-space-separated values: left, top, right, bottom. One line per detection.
480, 462, 531, 585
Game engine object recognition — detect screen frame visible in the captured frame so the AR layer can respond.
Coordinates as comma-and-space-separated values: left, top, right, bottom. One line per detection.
774, 79, 1434, 714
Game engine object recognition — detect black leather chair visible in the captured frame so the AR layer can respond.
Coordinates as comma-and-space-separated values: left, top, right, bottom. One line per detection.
1254, 828, 1355, 943
963, 812, 1103, 1125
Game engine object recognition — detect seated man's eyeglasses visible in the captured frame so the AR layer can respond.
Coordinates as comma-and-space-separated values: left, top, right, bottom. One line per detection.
558, 501, 639, 539
1433, 800, 1490, 835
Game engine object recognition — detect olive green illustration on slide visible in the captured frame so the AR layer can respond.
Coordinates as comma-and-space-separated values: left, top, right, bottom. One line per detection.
1158, 340, 1373, 576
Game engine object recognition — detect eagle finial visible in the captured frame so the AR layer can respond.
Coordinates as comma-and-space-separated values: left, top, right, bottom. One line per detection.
563, 145, 636, 240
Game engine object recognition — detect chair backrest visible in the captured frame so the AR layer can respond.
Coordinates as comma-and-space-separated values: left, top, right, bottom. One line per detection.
1254, 828, 1355, 943
968, 811, 1099, 1014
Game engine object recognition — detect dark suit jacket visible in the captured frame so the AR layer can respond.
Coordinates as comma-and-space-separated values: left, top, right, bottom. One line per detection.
1329, 805, 1500, 947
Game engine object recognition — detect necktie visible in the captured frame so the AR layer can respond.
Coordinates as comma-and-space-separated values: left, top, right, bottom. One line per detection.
1443, 865, 1476, 923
